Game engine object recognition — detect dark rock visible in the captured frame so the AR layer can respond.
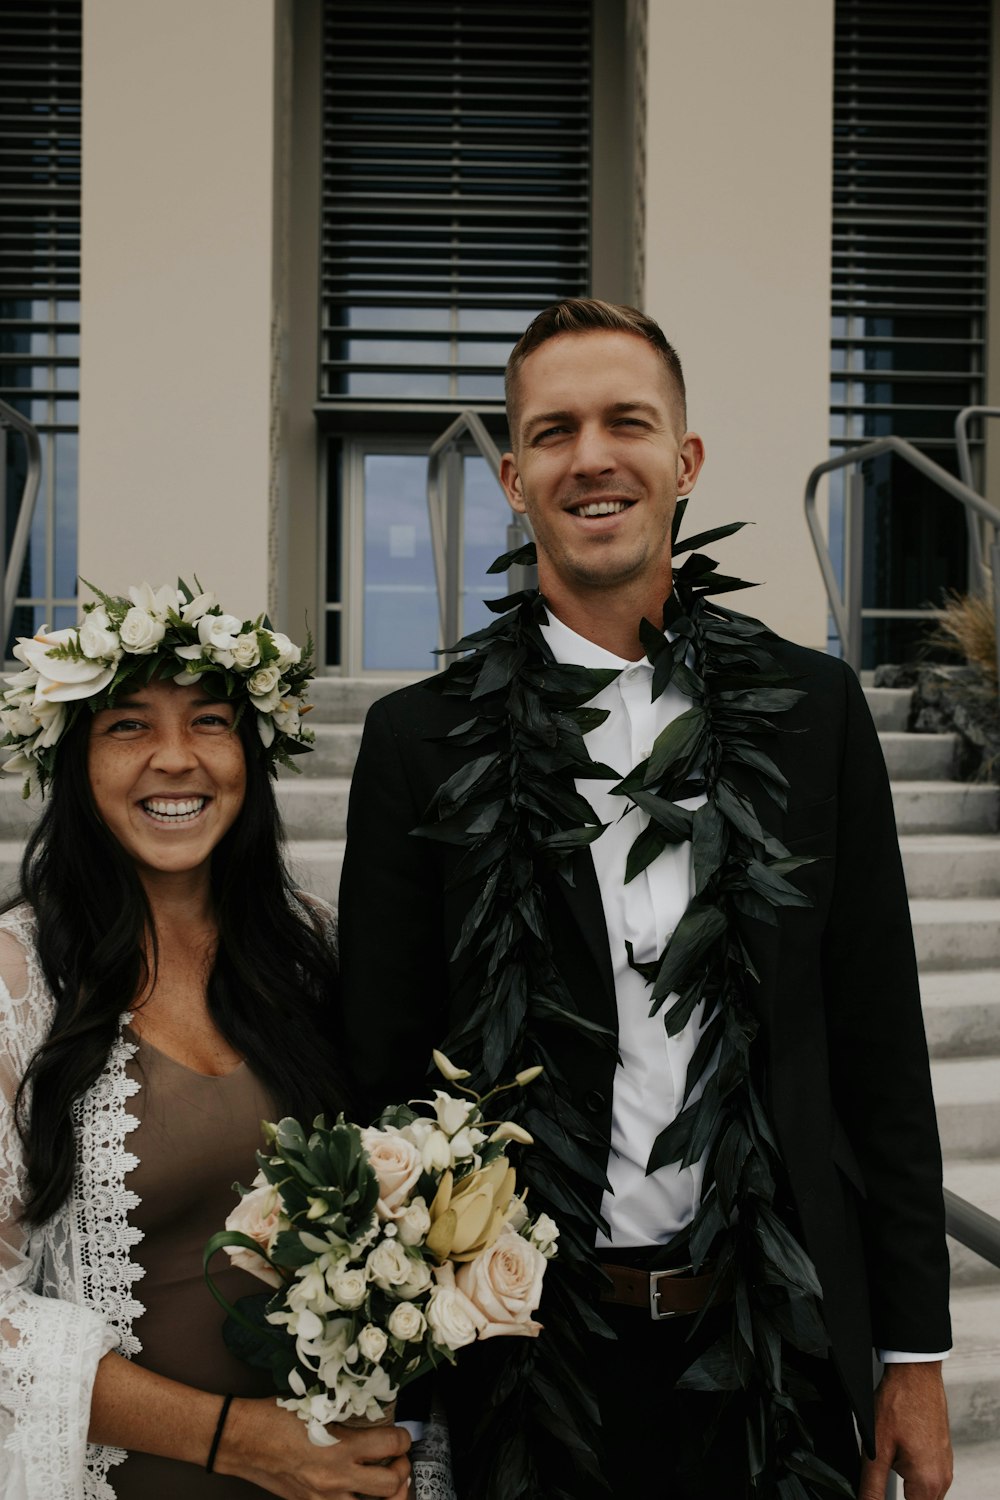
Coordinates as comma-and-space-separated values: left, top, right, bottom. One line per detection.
875, 663, 1000, 783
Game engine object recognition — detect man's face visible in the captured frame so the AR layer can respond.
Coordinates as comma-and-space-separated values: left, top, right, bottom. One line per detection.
500, 331, 704, 606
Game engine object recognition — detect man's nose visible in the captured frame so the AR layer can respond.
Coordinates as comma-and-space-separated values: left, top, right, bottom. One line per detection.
570, 423, 616, 477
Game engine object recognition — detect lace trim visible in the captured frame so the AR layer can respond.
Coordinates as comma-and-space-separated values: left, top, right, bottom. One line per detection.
78, 1023, 146, 1490
411, 1400, 456, 1500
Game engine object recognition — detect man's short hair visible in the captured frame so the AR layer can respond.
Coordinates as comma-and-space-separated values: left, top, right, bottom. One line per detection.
504, 298, 687, 442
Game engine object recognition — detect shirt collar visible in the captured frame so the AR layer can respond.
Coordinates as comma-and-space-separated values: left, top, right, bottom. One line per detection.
540, 608, 651, 672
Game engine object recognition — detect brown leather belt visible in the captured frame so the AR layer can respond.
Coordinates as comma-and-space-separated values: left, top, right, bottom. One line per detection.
599, 1261, 716, 1320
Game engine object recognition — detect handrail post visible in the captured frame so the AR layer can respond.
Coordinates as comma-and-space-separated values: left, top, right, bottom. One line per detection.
845, 469, 865, 673
0, 400, 44, 653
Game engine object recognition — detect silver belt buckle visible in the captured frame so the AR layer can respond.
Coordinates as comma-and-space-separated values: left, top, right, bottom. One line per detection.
648, 1263, 693, 1321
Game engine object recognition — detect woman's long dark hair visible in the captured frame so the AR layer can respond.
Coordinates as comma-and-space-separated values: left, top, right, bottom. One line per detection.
14, 704, 352, 1225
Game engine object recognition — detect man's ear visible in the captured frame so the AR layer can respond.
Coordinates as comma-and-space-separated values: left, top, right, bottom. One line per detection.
500, 452, 527, 515
677, 433, 706, 496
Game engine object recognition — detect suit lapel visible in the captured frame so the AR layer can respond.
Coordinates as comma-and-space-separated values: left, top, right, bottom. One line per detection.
547, 845, 617, 1021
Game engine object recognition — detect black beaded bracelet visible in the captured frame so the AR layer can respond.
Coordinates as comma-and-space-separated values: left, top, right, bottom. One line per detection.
205, 1393, 234, 1474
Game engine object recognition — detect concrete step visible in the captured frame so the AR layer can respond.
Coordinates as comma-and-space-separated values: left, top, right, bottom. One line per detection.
945, 1159, 1000, 1288
305, 676, 414, 724
275, 778, 351, 841
864, 686, 912, 732
944, 1287, 1000, 1445
285, 839, 344, 905
879, 731, 956, 781
948, 1437, 1000, 1500
891, 782, 1000, 837
901, 836, 1000, 900
280, 724, 362, 780
931, 1056, 1000, 1158
910, 899, 1000, 971
923, 971, 1000, 1058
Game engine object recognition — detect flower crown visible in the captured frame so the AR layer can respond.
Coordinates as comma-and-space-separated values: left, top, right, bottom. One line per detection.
1, 579, 315, 797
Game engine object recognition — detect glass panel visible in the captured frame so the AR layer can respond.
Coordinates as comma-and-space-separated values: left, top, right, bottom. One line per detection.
362, 453, 439, 671
462, 456, 511, 637
456, 373, 505, 400
28, 433, 49, 598
339, 306, 451, 331
345, 371, 451, 398
53, 432, 78, 598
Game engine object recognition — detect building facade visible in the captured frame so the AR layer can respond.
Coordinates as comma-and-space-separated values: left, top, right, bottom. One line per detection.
3, 0, 997, 669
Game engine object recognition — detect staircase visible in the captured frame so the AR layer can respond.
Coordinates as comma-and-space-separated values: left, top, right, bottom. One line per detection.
869, 686, 1000, 1500
0, 676, 997, 1491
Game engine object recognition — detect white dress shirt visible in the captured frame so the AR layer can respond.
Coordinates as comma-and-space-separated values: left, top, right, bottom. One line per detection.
540, 610, 946, 1363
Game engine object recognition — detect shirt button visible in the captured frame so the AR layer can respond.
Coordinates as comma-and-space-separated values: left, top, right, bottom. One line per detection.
583, 1089, 606, 1114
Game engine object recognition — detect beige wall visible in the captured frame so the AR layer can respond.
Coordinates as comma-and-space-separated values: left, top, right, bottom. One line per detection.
643, 0, 834, 649
79, 0, 280, 623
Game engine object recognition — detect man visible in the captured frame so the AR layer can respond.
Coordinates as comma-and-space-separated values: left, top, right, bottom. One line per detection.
340, 300, 953, 1499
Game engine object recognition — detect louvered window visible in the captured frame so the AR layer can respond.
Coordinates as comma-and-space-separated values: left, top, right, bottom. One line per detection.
830, 0, 990, 665
0, 0, 82, 649
319, 0, 591, 411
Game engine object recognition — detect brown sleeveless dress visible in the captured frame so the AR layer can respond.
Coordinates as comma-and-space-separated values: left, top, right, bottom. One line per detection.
115, 1033, 279, 1498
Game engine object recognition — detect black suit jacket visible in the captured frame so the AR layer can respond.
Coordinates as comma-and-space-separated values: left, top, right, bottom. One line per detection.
339, 631, 951, 1458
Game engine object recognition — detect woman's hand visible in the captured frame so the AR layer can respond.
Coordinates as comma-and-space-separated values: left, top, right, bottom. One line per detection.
217, 1396, 411, 1499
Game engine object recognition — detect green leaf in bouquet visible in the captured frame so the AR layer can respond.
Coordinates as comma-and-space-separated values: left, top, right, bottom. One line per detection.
221, 1292, 298, 1388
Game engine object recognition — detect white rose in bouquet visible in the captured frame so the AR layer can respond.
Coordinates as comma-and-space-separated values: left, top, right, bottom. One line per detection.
366, 1238, 415, 1290
529, 1212, 560, 1259
455, 1231, 546, 1339
426, 1263, 486, 1351
328, 1265, 367, 1309
387, 1302, 427, 1342
357, 1324, 388, 1364
395, 1196, 431, 1247
360, 1127, 423, 1220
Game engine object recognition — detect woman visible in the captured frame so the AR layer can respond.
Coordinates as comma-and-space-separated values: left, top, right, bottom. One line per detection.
0, 583, 411, 1500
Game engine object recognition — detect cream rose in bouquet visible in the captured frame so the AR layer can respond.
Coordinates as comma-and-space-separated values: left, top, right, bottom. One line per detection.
204, 1053, 558, 1445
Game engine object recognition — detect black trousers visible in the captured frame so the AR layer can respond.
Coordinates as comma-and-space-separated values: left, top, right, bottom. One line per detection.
582, 1298, 862, 1500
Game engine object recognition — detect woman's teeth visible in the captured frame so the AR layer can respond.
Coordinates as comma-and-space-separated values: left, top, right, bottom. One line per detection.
574, 500, 630, 517
143, 798, 206, 824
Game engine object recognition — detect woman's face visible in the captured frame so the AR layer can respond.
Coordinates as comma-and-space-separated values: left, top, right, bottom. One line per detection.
87, 676, 246, 881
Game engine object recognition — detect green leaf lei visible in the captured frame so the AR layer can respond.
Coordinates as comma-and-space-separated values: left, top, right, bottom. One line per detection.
416, 504, 853, 1500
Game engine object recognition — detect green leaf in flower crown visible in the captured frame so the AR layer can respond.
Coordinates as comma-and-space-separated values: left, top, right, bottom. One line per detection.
487, 541, 538, 573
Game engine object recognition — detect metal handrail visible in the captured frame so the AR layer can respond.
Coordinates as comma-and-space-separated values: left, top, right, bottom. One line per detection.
944, 1186, 1000, 1268
954, 406, 1000, 587
426, 410, 533, 653
804, 435, 1000, 695
0, 400, 43, 648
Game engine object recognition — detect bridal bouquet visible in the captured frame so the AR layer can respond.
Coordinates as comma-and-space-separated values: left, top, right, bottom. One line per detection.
205, 1053, 559, 1443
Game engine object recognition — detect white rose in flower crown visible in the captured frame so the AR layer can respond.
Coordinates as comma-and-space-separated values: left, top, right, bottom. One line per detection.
269, 631, 302, 670
365, 1237, 414, 1290
13, 631, 117, 702
1, 699, 41, 739
231, 632, 261, 669
360, 1127, 423, 1221
248, 664, 282, 699
223, 1181, 285, 1289
426, 1262, 487, 1351
119, 607, 166, 655
395, 1196, 431, 1247
78, 607, 120, 662
454, 1231, 546, 1340
388, 1302, 427, 1342
357, 1324, 388, 1364
197, 611, 243, 668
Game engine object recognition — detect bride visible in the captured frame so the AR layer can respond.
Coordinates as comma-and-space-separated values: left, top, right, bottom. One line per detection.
0, 583, 411, 1500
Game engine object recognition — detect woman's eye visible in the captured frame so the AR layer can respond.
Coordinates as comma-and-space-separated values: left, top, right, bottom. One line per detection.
194, 712, 232, 729
106, 717, 145, 734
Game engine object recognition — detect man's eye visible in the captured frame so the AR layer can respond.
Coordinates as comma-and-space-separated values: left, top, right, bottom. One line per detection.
534, 425, 566, 443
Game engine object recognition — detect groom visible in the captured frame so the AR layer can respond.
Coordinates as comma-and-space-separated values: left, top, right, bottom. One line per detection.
339, 299, 952, 1499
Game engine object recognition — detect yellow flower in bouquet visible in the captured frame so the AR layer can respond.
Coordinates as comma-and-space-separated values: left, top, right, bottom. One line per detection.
426, 1156, 517, 1262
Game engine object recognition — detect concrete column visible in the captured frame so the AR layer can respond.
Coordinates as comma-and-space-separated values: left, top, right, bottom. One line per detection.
642, 0, 834, 649
79, 0, 280, 623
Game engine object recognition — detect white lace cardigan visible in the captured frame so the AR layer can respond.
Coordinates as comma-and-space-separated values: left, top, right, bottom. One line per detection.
0, 904, 455, 1500
0, 904, 143, 1499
